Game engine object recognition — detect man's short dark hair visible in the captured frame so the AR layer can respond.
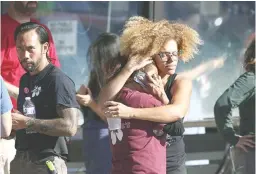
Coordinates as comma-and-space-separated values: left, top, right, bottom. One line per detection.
14, 22, 51, 61
14, 22, 49, 43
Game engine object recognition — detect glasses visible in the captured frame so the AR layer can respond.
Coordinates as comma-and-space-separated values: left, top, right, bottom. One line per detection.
157, 51, 179, 60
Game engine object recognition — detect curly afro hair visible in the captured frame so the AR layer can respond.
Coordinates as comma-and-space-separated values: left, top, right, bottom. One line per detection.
120, 16, 203, 62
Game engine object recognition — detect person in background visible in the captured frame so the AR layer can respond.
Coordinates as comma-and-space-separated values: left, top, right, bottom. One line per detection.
0, 75, 13, 173
214, 38, 255, 174
76, 33, 122, 174
10, 22, 79, 174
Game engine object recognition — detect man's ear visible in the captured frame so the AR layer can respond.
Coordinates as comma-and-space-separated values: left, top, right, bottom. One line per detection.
42, 42, 49, 55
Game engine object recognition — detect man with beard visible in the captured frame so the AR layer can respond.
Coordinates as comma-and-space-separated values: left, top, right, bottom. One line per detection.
1, 1, 60, 109
1, 2, 60, 174
10, 22, 80, 174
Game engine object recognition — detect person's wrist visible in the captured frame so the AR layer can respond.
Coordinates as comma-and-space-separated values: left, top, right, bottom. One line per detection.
124, 63, 136, 73
230, 134, 240, 146
25, 118, 35, 129
160, 95, 169, 104
157, 90, 168, 103
87, 98, 95, 108
128, 107, 135, 119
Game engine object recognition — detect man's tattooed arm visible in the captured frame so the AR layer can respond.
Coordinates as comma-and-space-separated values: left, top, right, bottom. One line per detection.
26, 105, 79, 136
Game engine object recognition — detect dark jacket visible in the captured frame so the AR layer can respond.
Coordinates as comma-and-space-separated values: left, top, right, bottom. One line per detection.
214, 71, 255, 145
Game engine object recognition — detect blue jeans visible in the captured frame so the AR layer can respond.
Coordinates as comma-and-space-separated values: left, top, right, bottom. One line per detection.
83, 120, 112, 174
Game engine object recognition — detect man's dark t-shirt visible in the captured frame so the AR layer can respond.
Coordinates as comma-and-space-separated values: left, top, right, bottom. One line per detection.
16, 63, 80, 160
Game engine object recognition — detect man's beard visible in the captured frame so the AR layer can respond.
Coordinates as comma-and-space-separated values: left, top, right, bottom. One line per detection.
21, 58, 41, 73
25, 63, 36, 72
14, 1, 38, 15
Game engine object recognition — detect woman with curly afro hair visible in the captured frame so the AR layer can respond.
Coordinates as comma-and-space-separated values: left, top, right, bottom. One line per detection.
98, 16, 202, 174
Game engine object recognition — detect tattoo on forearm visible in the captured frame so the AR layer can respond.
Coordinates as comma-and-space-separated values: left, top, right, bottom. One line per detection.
29, 105, 79, 136
38, 123, 52, 133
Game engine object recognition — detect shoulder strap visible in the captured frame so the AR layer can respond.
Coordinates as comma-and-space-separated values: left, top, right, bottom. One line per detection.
165, 73, 177, 100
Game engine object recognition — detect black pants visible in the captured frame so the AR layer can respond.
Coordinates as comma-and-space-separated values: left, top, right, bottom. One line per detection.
166, 136, 187, 174
231, 147, 255, 174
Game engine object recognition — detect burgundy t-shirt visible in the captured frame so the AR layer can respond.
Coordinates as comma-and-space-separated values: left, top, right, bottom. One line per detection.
111, 87, 166, 174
